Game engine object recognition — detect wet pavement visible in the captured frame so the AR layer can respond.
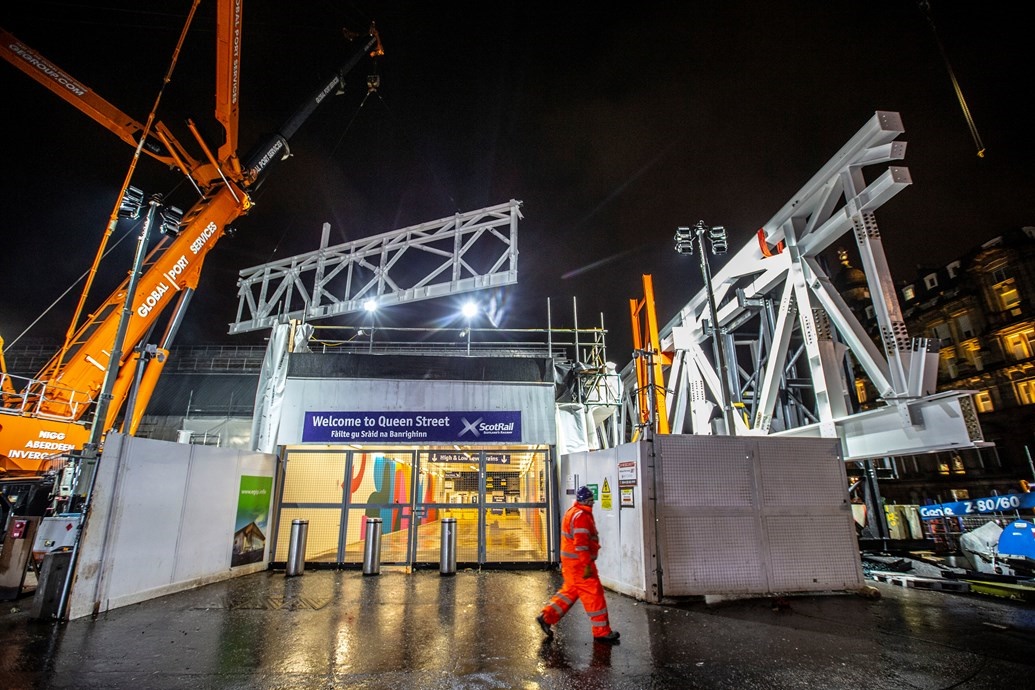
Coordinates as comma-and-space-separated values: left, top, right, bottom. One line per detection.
2, 567, 1034, 689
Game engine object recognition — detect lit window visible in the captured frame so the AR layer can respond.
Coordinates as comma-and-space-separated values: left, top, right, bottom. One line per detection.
924, 273, 939, 290
961, 341, 983, 370
974, 390, 993, 413
951, 455, 966, 475
1015, 379, 1035, 405
995, 279, 1021, 311
947, 261, 961, 278
991, 267, 1008, 283
1003, 328, 1035, 360
902, 285, 915, 301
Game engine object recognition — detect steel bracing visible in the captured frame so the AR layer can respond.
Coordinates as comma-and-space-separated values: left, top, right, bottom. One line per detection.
230, 200, 523, 334
617, 111, 988, 460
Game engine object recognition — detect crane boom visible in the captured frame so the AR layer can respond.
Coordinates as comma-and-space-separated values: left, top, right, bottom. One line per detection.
214, 0, 243, 179
0, 27, 205, 183
0, 4, 383, 476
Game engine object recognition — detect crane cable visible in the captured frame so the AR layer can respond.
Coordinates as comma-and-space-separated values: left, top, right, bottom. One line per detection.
52, 0, 203, 377
5, 221, 143, 349
919, 1, 985, 158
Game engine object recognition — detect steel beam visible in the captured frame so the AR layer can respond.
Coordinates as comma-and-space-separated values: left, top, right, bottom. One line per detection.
230, 200, 522, 333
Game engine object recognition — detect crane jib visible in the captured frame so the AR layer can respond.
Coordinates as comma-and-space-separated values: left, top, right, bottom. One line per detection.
244, 31, 379, 185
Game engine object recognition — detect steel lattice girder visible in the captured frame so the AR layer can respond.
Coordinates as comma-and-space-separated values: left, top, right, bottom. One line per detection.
230, 200, 523, 334
623, 111, 987, 459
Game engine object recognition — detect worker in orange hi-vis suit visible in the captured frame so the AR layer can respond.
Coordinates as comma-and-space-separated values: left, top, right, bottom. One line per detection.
536, 486, 620, 644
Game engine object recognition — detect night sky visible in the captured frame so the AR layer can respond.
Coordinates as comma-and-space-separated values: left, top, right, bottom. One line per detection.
1, 1, 1031, 368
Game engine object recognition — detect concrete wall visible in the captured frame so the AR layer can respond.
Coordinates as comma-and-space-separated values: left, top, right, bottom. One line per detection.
563, 435, 863, 603
68, 433, 275, 619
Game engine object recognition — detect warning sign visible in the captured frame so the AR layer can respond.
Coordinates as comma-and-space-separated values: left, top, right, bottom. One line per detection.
601, 477, 612, 510
618, 461, 637, 487
620, 487, 634, 508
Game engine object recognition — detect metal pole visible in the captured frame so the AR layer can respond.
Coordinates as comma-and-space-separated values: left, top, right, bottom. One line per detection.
644, 349, 657, 439
546, 297, 553, 358
56, 195, 162, 621
77, 194, 163, 491
121, 345, 151, 434
573, 296, 580, 361
697, 224, 736, 436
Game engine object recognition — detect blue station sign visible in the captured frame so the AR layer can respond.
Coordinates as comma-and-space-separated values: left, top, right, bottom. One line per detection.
302, 411, 522, 444
918, 492, 1035, 519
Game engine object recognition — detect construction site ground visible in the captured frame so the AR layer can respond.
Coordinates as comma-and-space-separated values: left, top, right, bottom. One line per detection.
2, 566, 1034, 689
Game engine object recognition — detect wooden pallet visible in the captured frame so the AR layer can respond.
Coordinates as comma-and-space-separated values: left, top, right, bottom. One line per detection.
869, 571, 971, 593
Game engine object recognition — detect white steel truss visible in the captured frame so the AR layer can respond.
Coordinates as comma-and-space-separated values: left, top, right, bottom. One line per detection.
230, 200, 523, 333
619, 112, 988, 460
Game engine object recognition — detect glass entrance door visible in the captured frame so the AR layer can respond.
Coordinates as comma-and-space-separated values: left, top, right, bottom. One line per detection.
414, 448, 551, 565
482, 449, 550, 563
274, 445, 551, 568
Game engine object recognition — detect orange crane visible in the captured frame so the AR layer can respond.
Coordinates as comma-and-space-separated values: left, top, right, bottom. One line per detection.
629, 274, 670, 437
0, 3, 383, 476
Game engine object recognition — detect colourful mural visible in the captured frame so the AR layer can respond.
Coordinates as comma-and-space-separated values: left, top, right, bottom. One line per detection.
351, 454, 437, 541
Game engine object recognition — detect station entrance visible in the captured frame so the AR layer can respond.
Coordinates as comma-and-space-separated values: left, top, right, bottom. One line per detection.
272, 445, 553, 568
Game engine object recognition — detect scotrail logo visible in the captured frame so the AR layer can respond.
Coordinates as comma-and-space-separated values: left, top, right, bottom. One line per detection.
459, 417, 482, 438
459, 416, 516, 438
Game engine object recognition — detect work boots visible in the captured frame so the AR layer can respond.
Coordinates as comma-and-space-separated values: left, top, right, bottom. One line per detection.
536, 614, 554, 639
594, 630, 620, 645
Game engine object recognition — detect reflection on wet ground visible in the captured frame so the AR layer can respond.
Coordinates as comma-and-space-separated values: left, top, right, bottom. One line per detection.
2, 569, 1034, 689
317, 512, 548, 564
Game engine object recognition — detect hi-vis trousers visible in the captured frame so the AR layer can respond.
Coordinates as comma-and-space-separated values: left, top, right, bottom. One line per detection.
540, 559, 613, 638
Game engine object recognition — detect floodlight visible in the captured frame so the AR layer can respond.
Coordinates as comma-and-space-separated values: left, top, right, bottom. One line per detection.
709, 225, 728, 255
363, 298, 378, 312
159, 206, 184, 237
674, 226, 695, 255
118, 186, 145, 220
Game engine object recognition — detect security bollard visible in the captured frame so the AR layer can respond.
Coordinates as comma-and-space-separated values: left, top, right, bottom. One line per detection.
285, 519, 309, 577
440, 517, 457, 576
363, 517, 383, 575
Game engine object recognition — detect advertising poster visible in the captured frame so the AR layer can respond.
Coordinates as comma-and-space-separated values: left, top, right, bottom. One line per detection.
231, 475, 273, 567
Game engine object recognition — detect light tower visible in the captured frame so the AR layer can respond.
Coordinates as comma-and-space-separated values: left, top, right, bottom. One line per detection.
674, 220, 736, 436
